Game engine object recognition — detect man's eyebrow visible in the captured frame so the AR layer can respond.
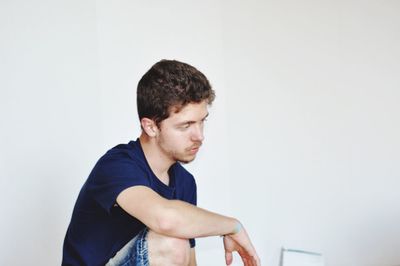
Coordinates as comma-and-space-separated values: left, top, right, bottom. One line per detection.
199, 112, 210, 122
176, 113, 209, 126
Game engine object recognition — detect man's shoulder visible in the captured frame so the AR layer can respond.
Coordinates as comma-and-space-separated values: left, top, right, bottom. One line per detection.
99, 140, 144, 164
89, 140, 148, 178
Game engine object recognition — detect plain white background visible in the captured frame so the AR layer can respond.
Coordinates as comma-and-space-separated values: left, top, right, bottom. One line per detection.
1, 0, 399, 265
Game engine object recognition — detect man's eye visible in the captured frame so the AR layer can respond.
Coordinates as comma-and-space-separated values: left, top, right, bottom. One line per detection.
180, 123, 190, 129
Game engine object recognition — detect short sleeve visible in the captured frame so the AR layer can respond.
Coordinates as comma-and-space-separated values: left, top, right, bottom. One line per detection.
188, 176, 197, 248
189, 181, 197, 248
188, 177, 197, 206
172, 166, 197, 248
86, 150, 150, 213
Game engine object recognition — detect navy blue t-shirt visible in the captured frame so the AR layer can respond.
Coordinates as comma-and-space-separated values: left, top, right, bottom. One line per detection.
62, 139, 197, 266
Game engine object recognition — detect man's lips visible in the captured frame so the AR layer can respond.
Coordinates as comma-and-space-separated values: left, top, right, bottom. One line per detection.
188, 144, 201, 153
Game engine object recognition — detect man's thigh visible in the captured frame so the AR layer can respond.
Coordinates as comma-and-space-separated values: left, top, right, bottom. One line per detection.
147, 230, 191, 266
106, 229, 149, 266
106, 229, 191, 266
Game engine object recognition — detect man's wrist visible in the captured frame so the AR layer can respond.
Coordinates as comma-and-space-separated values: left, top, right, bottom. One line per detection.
220, 220, 242, 237
231, 221, 242, 235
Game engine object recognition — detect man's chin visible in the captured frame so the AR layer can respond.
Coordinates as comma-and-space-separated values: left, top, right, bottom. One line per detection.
177, 155, 196, 164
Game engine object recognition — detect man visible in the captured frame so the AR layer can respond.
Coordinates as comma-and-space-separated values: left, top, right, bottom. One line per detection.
62, 60, 260, 266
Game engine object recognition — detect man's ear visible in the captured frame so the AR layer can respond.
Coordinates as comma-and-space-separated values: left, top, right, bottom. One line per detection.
141, 118, 158, 137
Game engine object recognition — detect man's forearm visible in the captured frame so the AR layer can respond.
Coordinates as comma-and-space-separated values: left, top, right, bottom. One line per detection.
189, 248, 197, 266
156, 199, 238, 239
117, 186, 239, 239
158, 201, 260, 265
117, 186, 260, 264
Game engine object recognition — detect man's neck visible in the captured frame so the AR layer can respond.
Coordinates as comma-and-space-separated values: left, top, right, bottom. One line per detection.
139, 133, 174, 185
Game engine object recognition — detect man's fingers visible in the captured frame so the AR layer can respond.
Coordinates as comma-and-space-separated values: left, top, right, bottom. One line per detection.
223, 233, 261, 266
247, 257, 254, 266
246, 256, 256, 266
242, 246, 260, 266
238, 250, 251, 266
255, 255, 261, 266
248, 258, 255, 266
244, 256, 253, 266
254, 255, 261, 266
238, 249, 259, 266
241, 256, 248, 266
247, 254, 260, 266
225, 251, 233, 265
252, 257, 259, 266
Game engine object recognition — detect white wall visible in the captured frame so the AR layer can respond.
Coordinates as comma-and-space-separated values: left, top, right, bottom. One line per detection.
1, 0, 399, 265
221, 1, 400, 265
1, 1, 100, 265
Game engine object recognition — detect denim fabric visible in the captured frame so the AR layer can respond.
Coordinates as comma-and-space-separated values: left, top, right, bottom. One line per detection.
106, 229, 149, 266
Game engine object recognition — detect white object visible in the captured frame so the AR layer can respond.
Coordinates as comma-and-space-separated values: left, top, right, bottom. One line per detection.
281, 248, 324, 266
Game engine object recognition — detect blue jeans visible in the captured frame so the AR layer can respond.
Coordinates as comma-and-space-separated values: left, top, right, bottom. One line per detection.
106, 229, 149, 266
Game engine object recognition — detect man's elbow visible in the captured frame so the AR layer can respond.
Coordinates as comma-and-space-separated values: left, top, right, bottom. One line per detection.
153, 207, 179, 235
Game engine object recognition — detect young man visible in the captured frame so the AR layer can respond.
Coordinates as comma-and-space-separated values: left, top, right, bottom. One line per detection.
62, 60, 260, 266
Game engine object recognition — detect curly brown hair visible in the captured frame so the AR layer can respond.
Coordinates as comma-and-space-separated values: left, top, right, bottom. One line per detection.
137, 60, 215, 126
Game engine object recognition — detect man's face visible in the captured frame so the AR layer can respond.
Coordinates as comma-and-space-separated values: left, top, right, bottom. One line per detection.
156, 101, 209, 164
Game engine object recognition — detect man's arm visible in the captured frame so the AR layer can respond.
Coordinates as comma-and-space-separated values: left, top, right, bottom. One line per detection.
117, 185, 260, 265
189, 248, 197, 266
117, 185, 237, 238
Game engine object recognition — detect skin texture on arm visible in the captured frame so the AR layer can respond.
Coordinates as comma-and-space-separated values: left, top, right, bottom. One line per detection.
117, 185, 237, 238
116, 185, 260, 265
189, 248, 197, 266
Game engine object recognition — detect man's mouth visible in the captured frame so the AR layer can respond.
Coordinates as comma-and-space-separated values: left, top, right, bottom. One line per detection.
188, 144, 201, 153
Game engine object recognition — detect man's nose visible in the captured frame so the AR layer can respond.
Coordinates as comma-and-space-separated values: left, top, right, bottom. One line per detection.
191, 124, 204, 142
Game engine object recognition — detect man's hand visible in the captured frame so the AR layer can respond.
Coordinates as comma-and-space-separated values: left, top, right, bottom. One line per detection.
223, 227, 261, 266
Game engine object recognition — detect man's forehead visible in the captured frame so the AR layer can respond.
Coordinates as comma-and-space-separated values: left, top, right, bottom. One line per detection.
167, 102, 209, 121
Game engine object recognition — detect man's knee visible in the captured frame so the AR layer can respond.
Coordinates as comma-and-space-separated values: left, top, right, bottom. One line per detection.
147, 230, 190, 266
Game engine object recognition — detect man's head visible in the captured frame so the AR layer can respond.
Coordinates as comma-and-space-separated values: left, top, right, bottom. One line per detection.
137, 60, 215, 164
137, 59, 215, 127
